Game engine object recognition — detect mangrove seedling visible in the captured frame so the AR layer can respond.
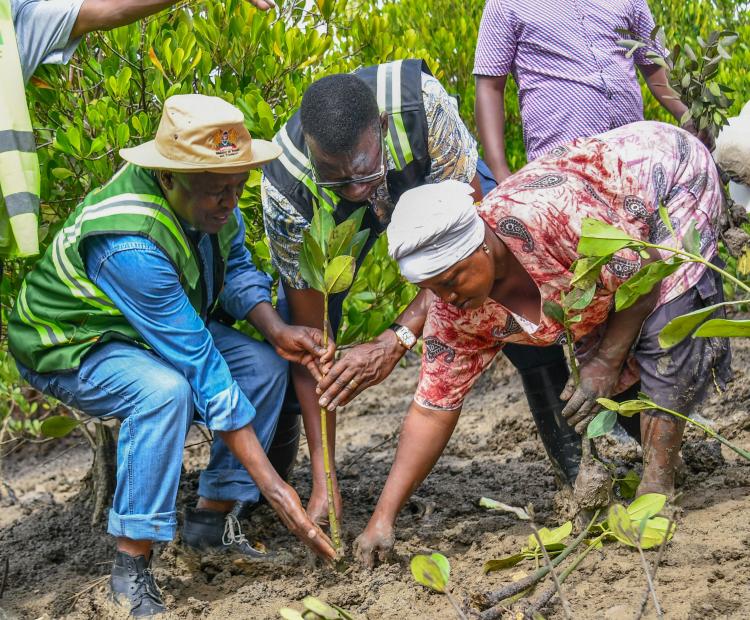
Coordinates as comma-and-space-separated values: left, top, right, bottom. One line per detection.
478, 499, 572, 573
299, 205, 369, 550
279, 595, 356, 620
410, 552, 467, 620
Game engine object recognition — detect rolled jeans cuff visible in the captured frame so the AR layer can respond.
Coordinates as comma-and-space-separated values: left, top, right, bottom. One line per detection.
107, 509, 177, 542
202, 381, 256, 432
198, 470, 261, 503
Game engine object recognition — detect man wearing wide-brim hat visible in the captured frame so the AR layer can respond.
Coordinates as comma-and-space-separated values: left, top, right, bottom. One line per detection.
7, 94, 336, 617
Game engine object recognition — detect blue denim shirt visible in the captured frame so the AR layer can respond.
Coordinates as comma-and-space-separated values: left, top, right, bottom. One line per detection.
82, 208, 272, 431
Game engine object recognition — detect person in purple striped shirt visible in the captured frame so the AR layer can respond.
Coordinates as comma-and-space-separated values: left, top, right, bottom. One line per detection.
473, 0, 709, 181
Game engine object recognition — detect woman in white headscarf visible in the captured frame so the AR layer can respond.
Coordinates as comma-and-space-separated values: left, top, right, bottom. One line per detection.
353, 120, 731, 568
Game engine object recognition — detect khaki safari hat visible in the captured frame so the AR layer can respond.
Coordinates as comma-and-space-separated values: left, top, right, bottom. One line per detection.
119, 94, 281, 173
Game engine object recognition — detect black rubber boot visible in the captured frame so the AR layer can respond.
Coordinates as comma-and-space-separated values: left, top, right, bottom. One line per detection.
517, 361, 582, 486
110, 551, 165, 617
182, 503, 267, 558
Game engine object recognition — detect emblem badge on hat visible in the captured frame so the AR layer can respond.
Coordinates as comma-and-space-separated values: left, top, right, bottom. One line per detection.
211, 129, 240, 159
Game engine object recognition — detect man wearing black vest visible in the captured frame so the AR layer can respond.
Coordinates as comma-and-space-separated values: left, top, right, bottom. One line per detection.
262, 60, 580, 531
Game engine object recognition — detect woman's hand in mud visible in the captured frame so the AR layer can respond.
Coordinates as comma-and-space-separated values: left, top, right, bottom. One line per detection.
353, 520, 396, 569
560, 356, 621, 434
317, 330, 405, 411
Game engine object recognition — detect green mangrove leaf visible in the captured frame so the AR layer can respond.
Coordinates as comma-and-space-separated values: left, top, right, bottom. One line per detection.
640, 516, 676, 549
658, 301, 739, 348
410, 553, 450, 593
527, 521, 572, 550
299, 231, 325, 292
586, 410, 618, 438
566, 284, 596, 311
327, 218, 359, 260
617, 400, 654, 417
324, 255, 356, 294
310, 205, 335, 255
614, 259, 684, 311
596, 397, 621, 412
483, 553, 526, 573
578, 218, 638, 257
627, 493, 666, 521
330, 604, 355, 620
571, 255, 609, 287
608, 504, 639, 547
683, 221, 701, 255
302, 596, 340, 620
347, 228, 370, 260
479, 497, 530, 520
617, 470, 640, 499
658, 203, 675, 238
693, 318, 750, 338
542, 300, 565, 325
279, 609, 306, 620
40, 415, 79, 438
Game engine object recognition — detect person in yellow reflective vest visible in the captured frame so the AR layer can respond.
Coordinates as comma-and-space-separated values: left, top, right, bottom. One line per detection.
1, 0, 274, 259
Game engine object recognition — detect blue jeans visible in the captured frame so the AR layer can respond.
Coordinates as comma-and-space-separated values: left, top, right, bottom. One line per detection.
16, 320, 288, 542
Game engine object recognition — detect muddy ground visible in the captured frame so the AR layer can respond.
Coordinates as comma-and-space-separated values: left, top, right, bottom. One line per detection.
1, 340, 749, 620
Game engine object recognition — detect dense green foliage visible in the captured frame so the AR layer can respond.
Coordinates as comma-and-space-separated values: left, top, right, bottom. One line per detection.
1, 0, 749, 436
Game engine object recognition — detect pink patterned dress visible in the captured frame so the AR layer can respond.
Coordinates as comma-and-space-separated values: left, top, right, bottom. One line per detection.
415, 121, 723, 411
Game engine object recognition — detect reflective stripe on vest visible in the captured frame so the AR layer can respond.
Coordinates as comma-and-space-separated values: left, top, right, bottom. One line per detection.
273, 126, 341, 213
0, 0, 40, 257
376, 60, 414, 171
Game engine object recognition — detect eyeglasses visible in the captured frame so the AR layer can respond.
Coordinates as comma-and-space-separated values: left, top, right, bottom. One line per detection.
311, 132, 387, 190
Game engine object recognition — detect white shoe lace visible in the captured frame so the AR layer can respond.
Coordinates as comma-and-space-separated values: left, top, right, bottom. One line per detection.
222, 511, 250, 547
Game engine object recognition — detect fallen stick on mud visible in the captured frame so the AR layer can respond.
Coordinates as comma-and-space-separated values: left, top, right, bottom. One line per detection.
635, 517, 674, 620
527, 507, 573, 620
475, 510, 599, 620
521, 531, 604, 618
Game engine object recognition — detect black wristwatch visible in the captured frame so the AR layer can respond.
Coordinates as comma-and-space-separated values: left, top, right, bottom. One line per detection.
389, 323, 417, 350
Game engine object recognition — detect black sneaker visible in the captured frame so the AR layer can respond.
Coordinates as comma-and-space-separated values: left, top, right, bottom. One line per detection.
110, 551, 165, 617
182, 503, 268, 558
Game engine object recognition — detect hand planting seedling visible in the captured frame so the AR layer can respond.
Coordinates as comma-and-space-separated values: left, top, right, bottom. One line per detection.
299, 205, 370, 551
410, 552, 467, 620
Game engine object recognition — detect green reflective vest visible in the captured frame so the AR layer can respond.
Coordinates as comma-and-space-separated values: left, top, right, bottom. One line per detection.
8, 163, 238, 373
0, 0, 40, 257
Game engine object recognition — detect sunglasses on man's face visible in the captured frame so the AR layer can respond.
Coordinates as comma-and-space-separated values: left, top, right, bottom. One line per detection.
312, 134, 387, 190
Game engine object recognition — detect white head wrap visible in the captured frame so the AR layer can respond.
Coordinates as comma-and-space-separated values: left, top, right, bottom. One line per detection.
387, 180, 485, 283
714, 100, 750, 210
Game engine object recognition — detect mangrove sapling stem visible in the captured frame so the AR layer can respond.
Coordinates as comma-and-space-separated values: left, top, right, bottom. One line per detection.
563, 326, 580, 387
641, 241, 750, 297
635, 517, 673, 620
635, 539, 663, 617
445, 590, 469, 620
648, 402, 750, 461
529, 517, 573, 620
477, 510, 600, 619
320, 294, 341, 550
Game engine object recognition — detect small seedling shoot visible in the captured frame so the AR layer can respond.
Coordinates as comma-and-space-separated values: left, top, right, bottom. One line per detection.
279, 595, 356, 620
410, 552, 467, 620
299, 205, 369, 550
